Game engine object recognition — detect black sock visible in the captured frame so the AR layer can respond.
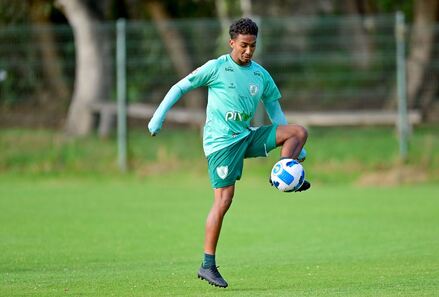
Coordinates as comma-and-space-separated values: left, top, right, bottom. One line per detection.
202, 253, 215, 268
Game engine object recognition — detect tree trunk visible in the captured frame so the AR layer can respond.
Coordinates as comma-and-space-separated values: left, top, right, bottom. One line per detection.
339, 0, 373, 70
418, 72, 438, 121
406, 0, 439, 109
146, 1, 204, 110
29, 0, 70, 104
56, 0, 112, 137
215, 0, 233, 55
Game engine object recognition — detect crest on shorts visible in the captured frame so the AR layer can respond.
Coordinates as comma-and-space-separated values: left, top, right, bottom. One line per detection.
249, 84, 258, 96
216, 166, 229, 180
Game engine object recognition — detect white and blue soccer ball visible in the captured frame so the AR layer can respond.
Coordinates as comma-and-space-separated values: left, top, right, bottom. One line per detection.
270, 159, 305, 192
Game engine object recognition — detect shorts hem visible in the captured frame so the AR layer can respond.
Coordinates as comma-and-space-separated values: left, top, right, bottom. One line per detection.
212, 180, 237, 189
267, 124, 278, 152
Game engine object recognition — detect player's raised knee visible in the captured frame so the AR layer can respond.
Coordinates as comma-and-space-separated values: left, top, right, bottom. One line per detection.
295, 125, 308, 142
284, 124, 307, 141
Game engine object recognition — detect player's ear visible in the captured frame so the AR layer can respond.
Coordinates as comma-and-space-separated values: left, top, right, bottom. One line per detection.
229, 39, 234, 49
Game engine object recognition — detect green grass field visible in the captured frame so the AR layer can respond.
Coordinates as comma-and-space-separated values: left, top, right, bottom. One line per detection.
1, 176, 438, 296
1, 126, 439, 296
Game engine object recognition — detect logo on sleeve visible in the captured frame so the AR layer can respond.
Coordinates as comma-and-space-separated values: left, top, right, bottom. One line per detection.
249, 84, 258, 96
216, 166, 229, 179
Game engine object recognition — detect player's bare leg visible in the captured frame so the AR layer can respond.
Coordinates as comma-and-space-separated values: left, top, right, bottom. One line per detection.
204, 185, 234, 254
276, 124, 308, 159
198, 185, 234, 288
272, 124, 311, 192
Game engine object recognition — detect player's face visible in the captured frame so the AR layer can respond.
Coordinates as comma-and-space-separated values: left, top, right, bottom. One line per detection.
229, 34, 257, 66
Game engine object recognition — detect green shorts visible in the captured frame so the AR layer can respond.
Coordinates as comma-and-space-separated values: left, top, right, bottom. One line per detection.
207, 125, 278, 189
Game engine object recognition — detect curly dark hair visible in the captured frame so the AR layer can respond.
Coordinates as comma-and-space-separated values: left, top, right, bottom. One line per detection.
229, 18, 258, 39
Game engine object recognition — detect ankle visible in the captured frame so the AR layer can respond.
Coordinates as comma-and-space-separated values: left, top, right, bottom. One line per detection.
202, 253, 216, 268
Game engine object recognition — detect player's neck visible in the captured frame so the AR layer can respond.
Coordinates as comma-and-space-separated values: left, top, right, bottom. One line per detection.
229, 54, 252, 67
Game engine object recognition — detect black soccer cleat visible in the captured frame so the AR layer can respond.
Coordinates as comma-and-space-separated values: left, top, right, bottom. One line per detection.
294, 180, 311, 192
270, 177, 311, 193
197, 265, 228, 288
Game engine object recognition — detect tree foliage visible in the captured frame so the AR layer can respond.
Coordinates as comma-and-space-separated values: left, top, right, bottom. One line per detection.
0, 0, 438, 130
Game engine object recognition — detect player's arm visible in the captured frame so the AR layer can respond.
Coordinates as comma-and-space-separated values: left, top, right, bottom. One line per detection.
263, 100, 288, 125
148, 59, 217, 136
263, 100, 307, 162
147, 77, 193, 136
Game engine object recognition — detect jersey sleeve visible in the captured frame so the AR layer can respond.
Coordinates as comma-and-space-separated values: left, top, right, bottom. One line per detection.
263, 100, 288, 125
261, 70, 281, 104
147, 77, 193, 135
186, 59, 218, 88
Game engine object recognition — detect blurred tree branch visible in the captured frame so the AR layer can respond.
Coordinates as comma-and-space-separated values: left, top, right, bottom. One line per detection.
146, 0, 204, 110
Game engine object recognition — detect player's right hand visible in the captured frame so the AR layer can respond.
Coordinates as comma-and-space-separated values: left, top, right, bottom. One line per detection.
148, 128, 159, 136
147, 119, 161, 136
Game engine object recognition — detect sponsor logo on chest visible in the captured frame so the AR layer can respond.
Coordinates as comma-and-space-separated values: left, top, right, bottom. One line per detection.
225, 111, 252, 122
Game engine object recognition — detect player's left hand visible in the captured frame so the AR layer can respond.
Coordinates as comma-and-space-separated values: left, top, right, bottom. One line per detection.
298, 148, 307, 162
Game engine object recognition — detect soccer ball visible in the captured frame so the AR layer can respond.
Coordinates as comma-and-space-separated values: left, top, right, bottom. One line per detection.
270, 159, 305, 192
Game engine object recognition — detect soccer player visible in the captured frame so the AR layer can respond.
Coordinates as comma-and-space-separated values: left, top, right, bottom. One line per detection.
148, 17, 310, 288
